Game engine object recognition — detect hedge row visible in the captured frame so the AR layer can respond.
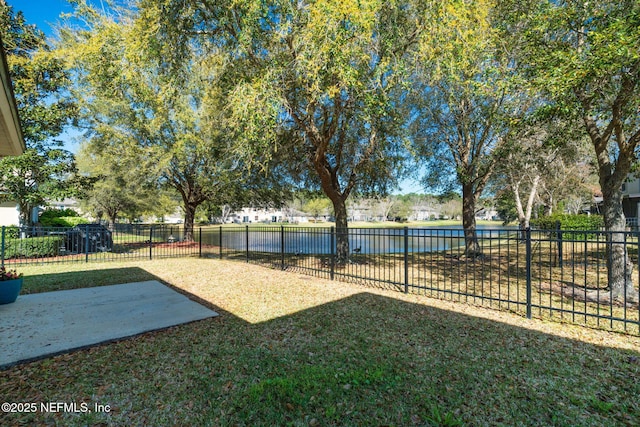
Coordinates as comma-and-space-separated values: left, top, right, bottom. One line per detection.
3, 236, 64, 259
40, 216, 90, 227
531, 214, 604, 231
39, 209, 89, 227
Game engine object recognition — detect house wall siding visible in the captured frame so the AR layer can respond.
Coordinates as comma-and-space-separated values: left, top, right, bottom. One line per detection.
0, 201, 19, 226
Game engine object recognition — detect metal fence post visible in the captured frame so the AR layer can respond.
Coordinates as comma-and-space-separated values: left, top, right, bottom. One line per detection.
280, 225, 285, 270
219, 225, 223, 259
330, 226, 335, 280
556, 220, 563, 268
636, 229, 640, 287
149, 226, 153, 260
526, 227, 532, 319
199, 227, 202, 257
246, 225, 249, 263
85, 224, 90, 263
1, 226, 5, 268
404, 227, 409, 293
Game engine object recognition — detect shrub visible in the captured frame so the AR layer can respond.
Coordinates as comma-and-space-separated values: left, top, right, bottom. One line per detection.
39, 209, 86, 227
531, 214, 604, 231
3, 236, 64, 259
40, 208, 78, 218
46, 216, 90, 227
3, 226, 19, 239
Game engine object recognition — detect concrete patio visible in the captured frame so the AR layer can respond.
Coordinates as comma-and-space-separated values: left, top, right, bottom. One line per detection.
0, 281, 218, 368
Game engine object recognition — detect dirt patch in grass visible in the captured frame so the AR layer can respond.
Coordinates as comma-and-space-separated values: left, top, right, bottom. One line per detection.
2, 258, 640, 426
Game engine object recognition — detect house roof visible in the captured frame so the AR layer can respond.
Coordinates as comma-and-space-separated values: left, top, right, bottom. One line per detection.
0, 35, 25, 157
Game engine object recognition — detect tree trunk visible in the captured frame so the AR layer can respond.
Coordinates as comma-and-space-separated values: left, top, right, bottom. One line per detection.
108, 214, 117, 232
513, 181, 527, 241
104, 206, 118, 231
311, 148, 351, 264
462, 183, 481, 257
332, 197, 350, 264
184, 203, 196, 242
600, 181, 637, 302
542, 193, 553, 216
220, 205, 232, 224
513, 175, 540, 242
18, 202, 31, 227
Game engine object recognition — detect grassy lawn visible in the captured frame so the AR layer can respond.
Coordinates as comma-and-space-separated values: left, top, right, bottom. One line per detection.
247, 232, 640, 335
2, 258, 640, 426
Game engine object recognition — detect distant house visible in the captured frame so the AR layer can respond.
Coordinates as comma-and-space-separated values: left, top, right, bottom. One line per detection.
409, 203, 439, 221
162, 210, 184, 224
150, 207, 183, 224
475, 208, 498, 221
621, 177, 640, 222
348, 201, 373, 222
47, 198, 81, 212
229, 207, 309, 224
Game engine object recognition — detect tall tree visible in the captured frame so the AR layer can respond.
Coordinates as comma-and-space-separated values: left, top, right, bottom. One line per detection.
411, 0, 524, 257
494, 115, 591, 238
139, 0, 415, 262
501, 0, 640, 302
76, 143, 176, 228
0, 1, 82, 226
59, 3, 281, 240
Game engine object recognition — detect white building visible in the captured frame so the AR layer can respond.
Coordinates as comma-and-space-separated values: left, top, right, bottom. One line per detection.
0, 201, 19, 226
475, 208, 499, 221
229, 207, 309, 224
409, 203, 439, 221
348, 200, 373, 222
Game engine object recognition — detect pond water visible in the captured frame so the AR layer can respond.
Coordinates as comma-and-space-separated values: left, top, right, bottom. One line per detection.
216, 225, 516, 255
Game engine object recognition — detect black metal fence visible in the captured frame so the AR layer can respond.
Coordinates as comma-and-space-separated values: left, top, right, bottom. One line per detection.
3, 224, 639, 335
0, 224, 202, 264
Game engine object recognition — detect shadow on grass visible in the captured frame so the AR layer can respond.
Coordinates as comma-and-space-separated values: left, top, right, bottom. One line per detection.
2, 278, 639, 426
214, 292, 640, 426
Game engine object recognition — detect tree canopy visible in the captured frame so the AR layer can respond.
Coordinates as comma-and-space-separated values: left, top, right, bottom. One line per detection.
59, 2, 287, 239
0, 2, 85, 226
410, 0, 527, 256
28, 0, 640, 300
137, 0, 416, 261
499, 0, 640, 300
0, 1, 76, 148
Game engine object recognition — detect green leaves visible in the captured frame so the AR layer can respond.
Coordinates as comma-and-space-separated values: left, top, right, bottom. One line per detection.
0, 4, 86, 225
60, 2, 291, 233
1, 7, 76, 150
0, 148, 86, 225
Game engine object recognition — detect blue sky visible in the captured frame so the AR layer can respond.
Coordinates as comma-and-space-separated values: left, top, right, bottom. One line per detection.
10, 0, 87, 154
9, 0, 75, 37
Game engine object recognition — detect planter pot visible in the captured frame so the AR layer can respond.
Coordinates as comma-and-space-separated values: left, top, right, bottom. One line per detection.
0, 278, 23, 304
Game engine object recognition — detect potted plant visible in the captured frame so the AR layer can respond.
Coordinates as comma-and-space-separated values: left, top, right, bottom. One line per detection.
0, 266, 23, 304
